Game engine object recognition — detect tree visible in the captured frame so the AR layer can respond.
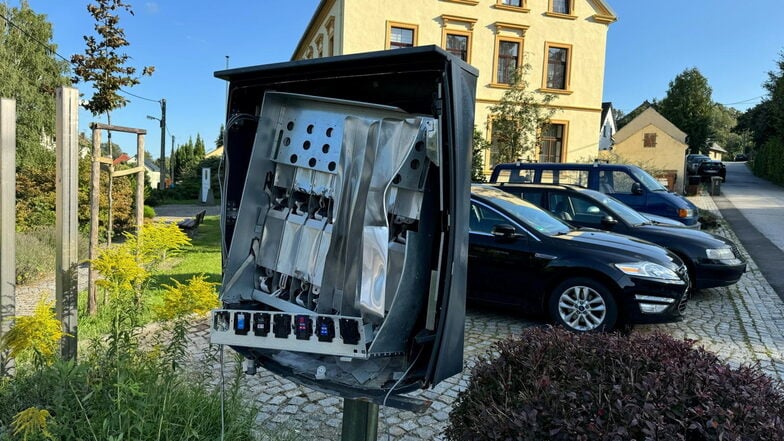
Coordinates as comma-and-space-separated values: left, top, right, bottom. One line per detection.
71, 0, 155, 317
194, 134, 206, 158
763, 51, 784, 140
488, 65, 557, 165
0, 1, 70, 170
215, 124, 224, 148
708, 104, 743, 157
656, 68, 714, 154
472, 128, 488, 182
70, 0, 154, 116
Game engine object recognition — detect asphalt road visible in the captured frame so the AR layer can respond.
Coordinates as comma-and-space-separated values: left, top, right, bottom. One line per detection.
714, 161, 784, 301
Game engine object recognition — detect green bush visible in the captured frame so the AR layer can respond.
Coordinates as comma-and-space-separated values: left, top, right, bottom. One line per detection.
143, 205, 156, 218
15, 232, 53, 285
447, 327, 784, 441
0, 353, 258, 441
2, 224, 258, 441
15, 227, 89, 285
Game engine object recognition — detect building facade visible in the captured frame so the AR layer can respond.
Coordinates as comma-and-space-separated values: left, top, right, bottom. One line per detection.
611, 107, 689, 193
293, 0, 616, 172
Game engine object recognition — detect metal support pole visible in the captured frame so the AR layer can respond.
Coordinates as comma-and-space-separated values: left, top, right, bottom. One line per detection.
341, 398, 379, 441
0, 98, 16, 373
55, 87, 79, 360
159, 99, 166, 191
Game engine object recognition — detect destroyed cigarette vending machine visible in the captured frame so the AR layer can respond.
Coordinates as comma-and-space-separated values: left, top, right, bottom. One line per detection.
210, 46, 477, 406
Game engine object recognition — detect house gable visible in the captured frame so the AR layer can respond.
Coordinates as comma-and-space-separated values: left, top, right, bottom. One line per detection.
614, 107, 687, 146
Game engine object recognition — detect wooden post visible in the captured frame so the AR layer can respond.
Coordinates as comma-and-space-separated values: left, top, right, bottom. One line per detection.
108, 163, 114, 245
0, 98, 16, 373
136, 133, 145, 230
87, 124, 147, 313
88, 126, 101, 316
55, 87, 79, 360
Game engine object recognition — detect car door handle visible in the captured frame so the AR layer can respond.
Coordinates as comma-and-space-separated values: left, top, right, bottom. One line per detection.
534, 253, 557, 260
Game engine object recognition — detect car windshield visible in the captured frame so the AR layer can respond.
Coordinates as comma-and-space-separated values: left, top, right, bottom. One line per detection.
589, 191, 651, 226
472, 185, 571, 236
630, 167, 668, 192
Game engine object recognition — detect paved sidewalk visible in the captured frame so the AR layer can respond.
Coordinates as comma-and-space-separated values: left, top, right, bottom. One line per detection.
634, 192, 784, 379
184, 191, 784, 440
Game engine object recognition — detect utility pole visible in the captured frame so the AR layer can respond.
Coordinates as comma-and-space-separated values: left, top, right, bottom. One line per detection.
159, 98, 166, 190
171, 134, 175, 187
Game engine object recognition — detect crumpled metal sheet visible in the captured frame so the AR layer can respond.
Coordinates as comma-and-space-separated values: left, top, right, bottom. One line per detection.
358, 118, 422, 318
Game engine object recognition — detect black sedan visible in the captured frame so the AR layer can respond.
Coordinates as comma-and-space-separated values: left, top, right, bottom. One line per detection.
687, 153, 726, 181
493, 183, 746, 290
469, 185, 690, 332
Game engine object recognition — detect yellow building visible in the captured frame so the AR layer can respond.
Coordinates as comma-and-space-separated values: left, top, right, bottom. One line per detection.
293, 0, 616, 172
612, 107, 689, 193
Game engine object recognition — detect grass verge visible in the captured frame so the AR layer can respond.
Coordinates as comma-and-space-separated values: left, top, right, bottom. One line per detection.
78, 216, 222, 340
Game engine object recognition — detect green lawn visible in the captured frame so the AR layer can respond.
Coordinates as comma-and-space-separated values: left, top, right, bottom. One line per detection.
78, 216, 222, 339
150, 215, 222, 286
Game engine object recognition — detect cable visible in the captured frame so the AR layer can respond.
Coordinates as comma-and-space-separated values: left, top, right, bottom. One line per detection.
219, 344, 226, 441
382, 347, 425, 441
118, 88, 162, 104
718, 95, 764, 106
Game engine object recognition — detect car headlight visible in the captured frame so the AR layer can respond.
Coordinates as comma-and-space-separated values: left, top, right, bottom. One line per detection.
706, 247, 742, 264
677, 208, 694, 218
706, 247, 734, 260
614, 262, 683, 283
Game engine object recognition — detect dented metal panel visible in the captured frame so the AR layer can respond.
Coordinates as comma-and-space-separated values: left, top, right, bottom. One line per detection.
211, 46, 477, 400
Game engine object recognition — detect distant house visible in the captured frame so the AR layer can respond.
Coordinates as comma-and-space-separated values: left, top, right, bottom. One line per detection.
205, 146, 223, 158
611, 107, 689, 193
113, 153, 131, 165
599, 102, 616, 151
708, 142, 727, 161
127, 155, 161, 189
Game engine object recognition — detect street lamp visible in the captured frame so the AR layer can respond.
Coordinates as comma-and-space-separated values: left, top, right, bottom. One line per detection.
146, 99, 166, 190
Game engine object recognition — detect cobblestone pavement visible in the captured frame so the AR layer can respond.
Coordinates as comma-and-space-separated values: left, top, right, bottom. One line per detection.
182, 191, 784, 440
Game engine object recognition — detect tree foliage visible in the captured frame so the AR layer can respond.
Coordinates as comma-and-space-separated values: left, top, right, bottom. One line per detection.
488, 65, 557, 165
742, 51, 784, 184
172, 134, 206, 181
472, 128, 488, 182
0, 1, 70, 170
735, 100, 774, 149
656, 68, 714, 154
708, 104, 746, 157
215, 123, 224, 148
70, 0, 154, 116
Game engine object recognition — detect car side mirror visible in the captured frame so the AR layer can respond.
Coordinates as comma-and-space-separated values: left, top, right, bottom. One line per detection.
601, 215, 618, 228
491, 224, 518, 240
631, 182, 643, 195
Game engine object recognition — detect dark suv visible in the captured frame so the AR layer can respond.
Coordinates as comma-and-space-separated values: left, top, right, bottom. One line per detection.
469, 185, 690, 332
687, 154, 726, 181
493, 183, 747, 290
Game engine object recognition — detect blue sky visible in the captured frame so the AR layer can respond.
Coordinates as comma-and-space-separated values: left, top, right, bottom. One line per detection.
10, 1, 784, 158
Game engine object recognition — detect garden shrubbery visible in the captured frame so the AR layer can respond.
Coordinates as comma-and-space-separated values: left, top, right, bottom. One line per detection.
15, 227, 89, 285
447, 327, 784, 441
1, 223, 256, 441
